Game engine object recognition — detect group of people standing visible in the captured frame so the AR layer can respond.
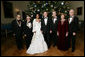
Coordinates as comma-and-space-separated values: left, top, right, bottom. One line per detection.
11, 9, 79, 54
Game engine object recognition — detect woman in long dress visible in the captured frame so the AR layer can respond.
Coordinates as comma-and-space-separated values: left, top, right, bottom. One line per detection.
26, 13, 48, 54
57, 13, 69, 50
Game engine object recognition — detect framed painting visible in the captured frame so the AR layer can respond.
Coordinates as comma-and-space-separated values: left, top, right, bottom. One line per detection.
3, 1, 14, 18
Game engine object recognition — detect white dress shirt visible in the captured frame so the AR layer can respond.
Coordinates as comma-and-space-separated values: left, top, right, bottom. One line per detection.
27, 22, 32, 28
53, 18, 57, 24
44, 17, 48, 25
69, 16, 74, 24
16, 20, 21, 27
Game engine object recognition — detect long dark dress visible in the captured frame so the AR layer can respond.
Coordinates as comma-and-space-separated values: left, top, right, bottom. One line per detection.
57, 20, 68, 50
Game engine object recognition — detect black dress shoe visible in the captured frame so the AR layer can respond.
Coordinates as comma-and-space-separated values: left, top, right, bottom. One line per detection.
53, 45, 56, 47
48, 46, 50, 49
72, 50, 75, 52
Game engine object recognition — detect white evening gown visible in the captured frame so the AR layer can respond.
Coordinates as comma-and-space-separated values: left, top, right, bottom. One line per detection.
26, 19, 48, 54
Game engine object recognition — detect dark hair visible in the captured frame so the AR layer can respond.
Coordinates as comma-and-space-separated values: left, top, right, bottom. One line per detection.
26, 14, 31, 17
36, 12, 40, 15
60, 13, 66, 16
36, 13, 40, 18
16, 14, 21, 17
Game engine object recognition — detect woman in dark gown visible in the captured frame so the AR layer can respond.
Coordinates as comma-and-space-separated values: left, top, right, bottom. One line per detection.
57, 13, 69, 50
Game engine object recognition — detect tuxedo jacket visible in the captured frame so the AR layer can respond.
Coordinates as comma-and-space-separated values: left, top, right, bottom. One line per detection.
22, 20, 33, 36
68, 16, 79, 33
41, 17, 51, 33
11, 19, 23, 36
50, 17, 59, 33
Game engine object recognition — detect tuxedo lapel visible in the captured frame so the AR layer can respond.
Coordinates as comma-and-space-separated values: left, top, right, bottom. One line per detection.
52, 18, 54, 24
43, 19, 45, 26
15, 20, 19, 27
47, 18, 48, 25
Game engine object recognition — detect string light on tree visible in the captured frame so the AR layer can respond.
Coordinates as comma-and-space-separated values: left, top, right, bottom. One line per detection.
31, 15, 33, 17
51, 5, 53, 8
34, 5, 37, 7
25, 1, 70, 17
46, 8, 48, 11
61, 1, 64, 5
37, 9, 40, 12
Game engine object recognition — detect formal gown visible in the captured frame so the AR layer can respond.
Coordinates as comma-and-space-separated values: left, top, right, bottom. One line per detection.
26, 19, 48, 54
57, 20, 69, 50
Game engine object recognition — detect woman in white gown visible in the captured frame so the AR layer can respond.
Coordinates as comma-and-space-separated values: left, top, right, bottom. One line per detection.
26, 14, 48, 54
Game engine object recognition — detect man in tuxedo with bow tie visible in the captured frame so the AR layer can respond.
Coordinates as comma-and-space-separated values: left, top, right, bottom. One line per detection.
50, 11, 59, 47
41, 11, 51, 48
22, 15, 33, 49
11, 14, 23, 50
68, 9, 79, 52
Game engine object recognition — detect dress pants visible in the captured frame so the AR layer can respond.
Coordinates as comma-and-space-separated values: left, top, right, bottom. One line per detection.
15, 35, 23, 50
69, 32, 76, 52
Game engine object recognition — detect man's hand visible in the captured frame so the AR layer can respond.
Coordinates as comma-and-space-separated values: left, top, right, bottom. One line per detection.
50, 30, 52, 33
66, 32, 68, 37
24, 34, 27, 37
23, 34, 27, 39
13, 34, 16, 37
73, 32, 76, 36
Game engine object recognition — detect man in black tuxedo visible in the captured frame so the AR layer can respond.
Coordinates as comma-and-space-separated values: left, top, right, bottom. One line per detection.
50, 11, 59, 47
11, 14, 23, 50
22, 15, 33, 49
41, 11, 51, 48
68, 9, 79, 52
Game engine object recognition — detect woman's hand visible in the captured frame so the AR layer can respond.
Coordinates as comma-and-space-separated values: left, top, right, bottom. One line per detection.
41, 30, 43, 33
66, 32, 68, 37
57, 31, 59, 36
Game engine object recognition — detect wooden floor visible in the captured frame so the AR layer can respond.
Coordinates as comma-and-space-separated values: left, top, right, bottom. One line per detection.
1, 29, 84, 56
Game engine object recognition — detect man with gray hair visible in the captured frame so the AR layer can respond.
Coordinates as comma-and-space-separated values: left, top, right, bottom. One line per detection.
68, 9, 79, 52
50, 11, 59, 47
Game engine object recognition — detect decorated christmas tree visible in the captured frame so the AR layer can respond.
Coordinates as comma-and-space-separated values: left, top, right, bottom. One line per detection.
25, 1, 70, 19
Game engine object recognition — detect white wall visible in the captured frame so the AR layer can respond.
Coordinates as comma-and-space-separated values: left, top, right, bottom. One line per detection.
1, 1, 29, 24
70, 1, 84, 21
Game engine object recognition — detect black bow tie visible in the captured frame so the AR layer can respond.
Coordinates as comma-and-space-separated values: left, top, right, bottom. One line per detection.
27, 22, 30, 23
70, 16, 73, 18
17, 20, 21, 24
44, 17, 48, 19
